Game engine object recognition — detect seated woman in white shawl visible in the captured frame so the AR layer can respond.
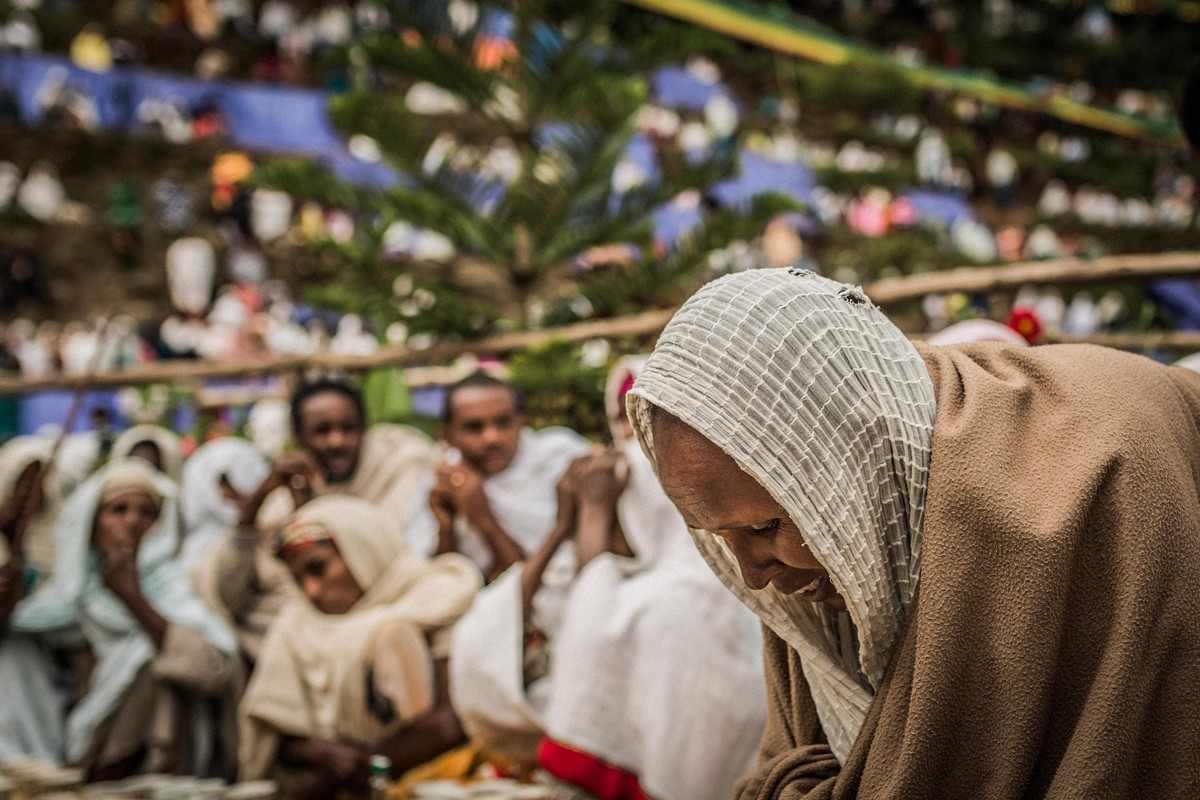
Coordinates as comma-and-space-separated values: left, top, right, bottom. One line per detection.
449, 358, 766, 800
1, 458, 236, 779
238, 495, 481, 800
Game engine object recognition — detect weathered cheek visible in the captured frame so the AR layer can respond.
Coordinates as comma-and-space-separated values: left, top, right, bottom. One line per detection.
777, 530, 823, 571
725, 532, 769, 568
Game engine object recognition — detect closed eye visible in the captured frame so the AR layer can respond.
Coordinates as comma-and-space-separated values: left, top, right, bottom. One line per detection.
749, 519, 780, 535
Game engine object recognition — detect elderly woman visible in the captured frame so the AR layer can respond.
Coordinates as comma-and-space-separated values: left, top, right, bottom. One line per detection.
627, 269, 1200, 798
238, 495, 481, 800
2, 458, 236, 778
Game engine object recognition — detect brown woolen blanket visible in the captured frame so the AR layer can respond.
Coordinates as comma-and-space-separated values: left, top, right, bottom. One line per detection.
737, 343, 1200, 799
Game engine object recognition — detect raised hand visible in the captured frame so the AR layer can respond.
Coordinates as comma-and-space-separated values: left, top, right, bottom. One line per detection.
98, 535, 141, 604
575, 448, 629, 510
432, 463, 487, 520
0, 460, 45, 548
272, 452, 324, 508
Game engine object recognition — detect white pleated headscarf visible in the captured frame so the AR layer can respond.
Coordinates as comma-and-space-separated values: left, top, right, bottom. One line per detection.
627, 268, 936, 762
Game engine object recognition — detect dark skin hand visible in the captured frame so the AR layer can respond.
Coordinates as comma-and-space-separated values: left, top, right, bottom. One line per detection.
429, 460, 524, 576
0, 556, 22, 634
377, 660, 465, 776
99, 543, 168, 648
279, 736, 370, 800
518, 458, 585, 616
0, 461, 46, 634
238, 451, 323, 527
573, 448, 633, 570
0, 460, 46, 548
279, 661, 462, 799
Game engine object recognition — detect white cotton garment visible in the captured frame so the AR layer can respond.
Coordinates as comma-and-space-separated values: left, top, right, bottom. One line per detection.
627, 268, 936, 763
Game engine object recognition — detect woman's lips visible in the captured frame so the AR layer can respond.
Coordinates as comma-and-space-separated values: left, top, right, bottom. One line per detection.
775, 571, 833, 602
796, 575, 824, 595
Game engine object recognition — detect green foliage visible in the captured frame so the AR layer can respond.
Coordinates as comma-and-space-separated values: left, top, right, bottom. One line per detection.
822, 229, 956, 282
812, 164, 917, 195
506, 340, 609, 439
256, 0, 775, 345
791, 61, 923, 116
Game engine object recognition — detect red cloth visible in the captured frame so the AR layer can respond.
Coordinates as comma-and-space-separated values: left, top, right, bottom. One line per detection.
537, 739, 650, 800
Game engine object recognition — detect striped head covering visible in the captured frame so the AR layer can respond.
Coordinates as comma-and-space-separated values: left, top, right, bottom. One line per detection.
626, 268, 936, 762
275, 495, 406, 601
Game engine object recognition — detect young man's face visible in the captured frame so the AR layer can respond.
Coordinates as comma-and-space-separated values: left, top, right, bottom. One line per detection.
443, 386, 524, 476
295, 391, 365, 483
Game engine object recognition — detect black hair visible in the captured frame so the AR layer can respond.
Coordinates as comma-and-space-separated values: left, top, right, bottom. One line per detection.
290, 379, 365, 434
1181, 58, 1200, 152
441, 372, 523, 423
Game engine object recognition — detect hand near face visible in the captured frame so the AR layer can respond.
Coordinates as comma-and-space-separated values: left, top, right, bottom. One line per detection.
553, 457, 587, 532
574, 448, 629, 510
427, 479, 457, 532
98, 536, 141, 602
432, 462, 488, 519
93, 492, 159, 604
270, 452, 323, 508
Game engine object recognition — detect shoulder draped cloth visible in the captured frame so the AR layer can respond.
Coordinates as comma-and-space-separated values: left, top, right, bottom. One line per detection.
741, 342, 1200, 798
629, 269, 1200, 798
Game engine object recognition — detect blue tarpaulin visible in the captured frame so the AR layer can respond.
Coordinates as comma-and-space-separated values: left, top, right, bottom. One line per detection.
651, 65, 739, 112
898, 189, 977, 228
0, 52, 399, 186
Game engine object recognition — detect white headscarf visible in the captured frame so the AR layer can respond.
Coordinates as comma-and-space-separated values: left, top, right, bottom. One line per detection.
627, 268, 936, 762
239, 495, 480, 779
111, 424, 185, 485
179, 437, 270, 568
11, 458, 235, 760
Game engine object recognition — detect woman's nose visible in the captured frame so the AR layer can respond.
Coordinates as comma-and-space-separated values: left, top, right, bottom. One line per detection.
301, 576, 323, 604
728, 533, 785, 591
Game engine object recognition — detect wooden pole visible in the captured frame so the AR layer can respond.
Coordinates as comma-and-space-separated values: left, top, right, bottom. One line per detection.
0, 308, 677, 395
863, 252, 1200, 306
1, 251, 1200, 396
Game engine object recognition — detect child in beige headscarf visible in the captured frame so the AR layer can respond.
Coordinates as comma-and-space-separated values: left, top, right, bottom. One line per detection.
238, 495, 480, 797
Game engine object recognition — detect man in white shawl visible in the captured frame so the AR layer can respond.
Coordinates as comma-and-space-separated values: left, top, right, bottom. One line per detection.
1, 459, 235, 777
448, 360, 766, 800
197, 379, 436, 660
407, 372, 591, 575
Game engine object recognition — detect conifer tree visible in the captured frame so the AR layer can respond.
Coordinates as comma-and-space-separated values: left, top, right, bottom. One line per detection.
260, 0, 792, 342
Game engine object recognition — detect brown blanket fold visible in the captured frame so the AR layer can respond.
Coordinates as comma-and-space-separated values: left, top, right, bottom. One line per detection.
739, 343, 1200, 799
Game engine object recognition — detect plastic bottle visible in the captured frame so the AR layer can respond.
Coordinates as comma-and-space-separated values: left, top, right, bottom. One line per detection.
368, 754, 391, 800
